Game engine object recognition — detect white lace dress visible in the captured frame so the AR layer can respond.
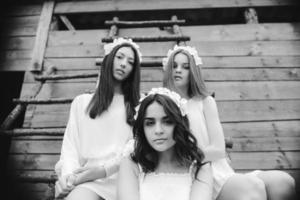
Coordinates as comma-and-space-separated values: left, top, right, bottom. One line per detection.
55, 93, 134, 200
139, 165, 195, 200
186, 98, 235, 199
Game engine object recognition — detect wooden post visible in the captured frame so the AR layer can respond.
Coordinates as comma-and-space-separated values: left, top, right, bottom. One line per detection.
244, 8, 259, 24
29, 1, 55, 71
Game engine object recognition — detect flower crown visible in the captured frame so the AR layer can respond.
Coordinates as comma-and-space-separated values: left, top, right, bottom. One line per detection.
136, 87, 187, 118
162, 45, 202, 70
103, 37, 143, 61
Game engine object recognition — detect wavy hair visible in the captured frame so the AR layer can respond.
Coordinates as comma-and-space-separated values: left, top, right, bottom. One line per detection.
86, 43, 140, 125
163, 49, 210, 98
131, 94, 205, 178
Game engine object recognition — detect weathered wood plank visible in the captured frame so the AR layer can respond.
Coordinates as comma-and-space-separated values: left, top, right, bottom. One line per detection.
42, 56, 300, 70
47, 23, 300, 45
0, 37, 35, 50
8, 137, 300, 154
23, 67, 300, 82
54, 0, 299, 14
23, 100, 300, 127
0, 59, 31, 71
29, 1, 55, 71
11, 120, 300, 139
4, 5, 42, 16
1, 16, 40, 27
20, 81, 300, 100
223, 121, 300, 138
8, 151, 300, 170
44, 41, 300, 57
0, 50, 32, 60
0, 26, 37, 37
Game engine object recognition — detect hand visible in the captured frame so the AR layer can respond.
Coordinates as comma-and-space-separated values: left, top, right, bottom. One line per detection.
55, 175, 75, 198
73, 165, 106, 185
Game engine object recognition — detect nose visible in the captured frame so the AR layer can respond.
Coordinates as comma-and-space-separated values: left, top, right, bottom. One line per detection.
120, 58, 127, 68
175, 65, 182, 73
154, 122, 163, 135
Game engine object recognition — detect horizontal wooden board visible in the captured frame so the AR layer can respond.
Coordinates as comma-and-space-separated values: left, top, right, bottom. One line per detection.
23, 100, 300, 127
8, 151, 300, 170
0, 26, 37, 37
47, 23, 300, 45
0, 37, 35, 50
42, 56, 300, 70
4, 5, 42, 16
1, 16, 40, 27
0, 59, 31, 71
11, 120, 300, 139
0, 50, 32, 60
8, 137, 300, 154
54, 0, 299, 14
20, 81, 300, 100
23, 67, 300, 83
44, 41, 300, 57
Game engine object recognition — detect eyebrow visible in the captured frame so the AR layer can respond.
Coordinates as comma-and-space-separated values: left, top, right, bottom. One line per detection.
117, 52, 134, 61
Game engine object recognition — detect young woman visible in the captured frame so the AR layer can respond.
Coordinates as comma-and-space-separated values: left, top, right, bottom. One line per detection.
54, 38, 142, 200
117, 88, 213, 200
162, 45, 296, 200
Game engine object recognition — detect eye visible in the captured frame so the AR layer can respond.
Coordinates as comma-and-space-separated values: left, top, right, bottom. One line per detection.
173, 63, 178, 69
163, 117, 174, 125
116, 55, 123, 59
183, 64, 190, 69
144, 119, 154, 126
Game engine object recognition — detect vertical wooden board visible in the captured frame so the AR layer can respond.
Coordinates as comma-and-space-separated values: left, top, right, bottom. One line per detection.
29, 1, 55, 71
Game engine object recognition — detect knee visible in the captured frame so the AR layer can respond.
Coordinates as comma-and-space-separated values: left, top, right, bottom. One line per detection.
245, 176, 267, 200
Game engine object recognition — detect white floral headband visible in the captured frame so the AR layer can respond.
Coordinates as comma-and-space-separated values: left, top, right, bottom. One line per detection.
162, 45, 202, 70
135, 87, 187, 119
103, 37, 143, 61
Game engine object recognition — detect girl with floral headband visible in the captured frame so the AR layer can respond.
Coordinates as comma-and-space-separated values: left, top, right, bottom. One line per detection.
54, 38, 141, 200
162, 45, 296, 200
117, 87, 213, 200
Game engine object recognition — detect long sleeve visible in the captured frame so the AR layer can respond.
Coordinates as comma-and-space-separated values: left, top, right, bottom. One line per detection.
55, 96, 81, 177
103, 139, 134, 177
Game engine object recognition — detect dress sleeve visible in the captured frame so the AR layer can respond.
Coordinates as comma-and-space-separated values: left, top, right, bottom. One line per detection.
103, 139, 135, 177
55, 96, 81, 177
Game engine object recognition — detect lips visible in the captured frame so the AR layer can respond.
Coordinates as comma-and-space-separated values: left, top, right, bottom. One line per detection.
116, 69, 124, 75
153, 138, 167, 144
174, 75, 182, 80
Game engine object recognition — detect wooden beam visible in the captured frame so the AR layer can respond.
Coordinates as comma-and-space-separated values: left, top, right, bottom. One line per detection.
29, 1, 55, 71
59, 15, 75, 30
54, 0, 299, 14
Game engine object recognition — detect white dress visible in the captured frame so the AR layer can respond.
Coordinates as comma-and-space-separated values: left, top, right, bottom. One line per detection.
186, 97, 235, 200
55, 93, 133, 200
139, 164, 194, 200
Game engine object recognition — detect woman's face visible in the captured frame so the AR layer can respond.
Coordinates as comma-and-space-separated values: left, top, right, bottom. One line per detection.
143, 101, 176, 152
172, 52, 190, 89
113, 46, 135, 82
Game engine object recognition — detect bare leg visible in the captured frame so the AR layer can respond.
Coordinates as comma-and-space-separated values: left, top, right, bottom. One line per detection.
66, 186, 104, 200
217, 174, 267, 200
256, 170, 296, 200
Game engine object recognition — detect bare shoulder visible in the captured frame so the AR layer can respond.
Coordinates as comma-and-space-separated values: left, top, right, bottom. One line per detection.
120, 156, 139, 176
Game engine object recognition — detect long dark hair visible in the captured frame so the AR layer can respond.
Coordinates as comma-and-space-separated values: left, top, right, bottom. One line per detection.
86, 43, 141, 125
163, 49, 210, 98
131, 94, 205, 178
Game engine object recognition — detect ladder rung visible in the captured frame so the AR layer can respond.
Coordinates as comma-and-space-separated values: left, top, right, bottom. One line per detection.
105, 19, 186, 27
35, 73, 98, 81
95, 58, 162, 66
102, 35, 190, 43
1, 128, 65, 137
13, 98, 73, 105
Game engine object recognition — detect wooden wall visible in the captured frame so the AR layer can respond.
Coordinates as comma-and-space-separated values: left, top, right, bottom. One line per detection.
2, 0, 300, 199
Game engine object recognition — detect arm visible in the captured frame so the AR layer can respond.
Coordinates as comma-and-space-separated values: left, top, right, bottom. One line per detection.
54, 97, 81, 197
190, 163, 213, 200
202, 96, 226, 162
73, 139, 135, 185
117, 157, 140, 200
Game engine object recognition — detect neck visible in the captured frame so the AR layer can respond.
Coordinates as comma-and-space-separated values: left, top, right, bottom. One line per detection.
176, 86, 189, 99
158, 147, 176, 164
114, 82, 123, 94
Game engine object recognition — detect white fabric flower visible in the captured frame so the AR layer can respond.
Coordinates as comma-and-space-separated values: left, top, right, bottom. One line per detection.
103, 37, 142, 61
162, 45, 202, 70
